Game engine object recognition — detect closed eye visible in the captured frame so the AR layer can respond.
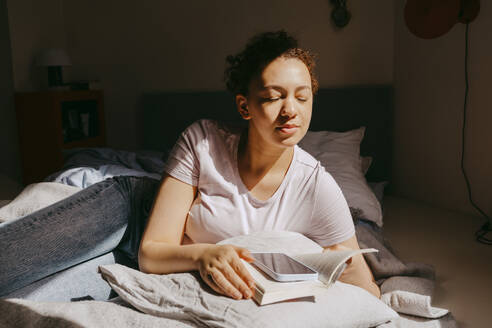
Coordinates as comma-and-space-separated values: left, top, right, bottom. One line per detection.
262, 97, 280, 102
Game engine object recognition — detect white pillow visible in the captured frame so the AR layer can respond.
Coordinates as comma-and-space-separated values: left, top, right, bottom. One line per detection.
0, 200, 11, 208
99, 231, 397, 328
361, 156, 373, 175
299, 128, 383, 227
0, 182, 82, 222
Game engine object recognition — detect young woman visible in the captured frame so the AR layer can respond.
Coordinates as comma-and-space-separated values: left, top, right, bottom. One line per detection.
0, 30, 379, 302
138, 31, 380, 300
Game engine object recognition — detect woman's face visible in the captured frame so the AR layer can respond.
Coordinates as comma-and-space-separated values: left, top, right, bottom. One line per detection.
239, 57, 313, 149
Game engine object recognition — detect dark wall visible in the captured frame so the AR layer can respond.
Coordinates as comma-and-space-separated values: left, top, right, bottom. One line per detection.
0, 0, 21, 184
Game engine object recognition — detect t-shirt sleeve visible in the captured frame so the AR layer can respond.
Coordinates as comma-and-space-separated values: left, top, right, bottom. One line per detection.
307, 165, 355, 247
162, 121, 205, 186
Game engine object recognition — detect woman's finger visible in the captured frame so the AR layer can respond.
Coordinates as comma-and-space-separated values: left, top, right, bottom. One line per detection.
222, 264, 253, 299
209, 269, 243, 300
200, 269, 224, 296
229, 257, 255, 289
233, 246, 255, 262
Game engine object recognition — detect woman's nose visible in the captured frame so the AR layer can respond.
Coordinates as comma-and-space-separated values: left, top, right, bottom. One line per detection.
280, 97, 297, 117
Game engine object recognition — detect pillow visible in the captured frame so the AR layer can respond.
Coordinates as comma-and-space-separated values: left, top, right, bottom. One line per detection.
99, 231, 397, 328
368, 181, 388, 206
299, 128, 383, 227
0, 200, 11, 208
361, 156, 373, 175
0, 182, 82, 223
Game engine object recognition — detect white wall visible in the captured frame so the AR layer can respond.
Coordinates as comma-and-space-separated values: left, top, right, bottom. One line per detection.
393, 0, 492, 217
7, 0, 66, 91
60, 0, 394, 150
6, 0, 491, 217
5, 0, 395, 186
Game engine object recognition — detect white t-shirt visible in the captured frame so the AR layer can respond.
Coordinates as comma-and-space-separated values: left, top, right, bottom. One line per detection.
163, 119, 355, 247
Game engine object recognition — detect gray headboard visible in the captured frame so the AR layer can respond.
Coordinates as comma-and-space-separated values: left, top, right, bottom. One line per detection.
142, 85, 393, 182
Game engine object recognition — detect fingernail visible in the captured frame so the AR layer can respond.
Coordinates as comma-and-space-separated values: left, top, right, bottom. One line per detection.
245, 291, 252, 298
234, 292, 241, 299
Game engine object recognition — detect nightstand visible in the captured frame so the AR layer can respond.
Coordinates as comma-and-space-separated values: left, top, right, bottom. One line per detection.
15, 90, 106, 185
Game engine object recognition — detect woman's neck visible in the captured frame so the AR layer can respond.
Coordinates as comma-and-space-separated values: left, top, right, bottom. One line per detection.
237, 128, 294, 196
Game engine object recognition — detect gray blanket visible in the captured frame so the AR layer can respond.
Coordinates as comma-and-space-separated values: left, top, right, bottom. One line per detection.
0, 223, 458, 328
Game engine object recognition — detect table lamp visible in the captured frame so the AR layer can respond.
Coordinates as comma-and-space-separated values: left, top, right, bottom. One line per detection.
36, 48, 72, 88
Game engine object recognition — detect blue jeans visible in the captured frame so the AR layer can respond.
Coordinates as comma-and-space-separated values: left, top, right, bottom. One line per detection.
0, 176, 160, 300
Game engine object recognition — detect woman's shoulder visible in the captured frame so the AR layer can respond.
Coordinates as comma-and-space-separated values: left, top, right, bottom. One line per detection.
184, 119, 242, 139
178, 119, 242, 160
294, 145, 320, 170
293, 146, 339, 187
183, 119, 216, 136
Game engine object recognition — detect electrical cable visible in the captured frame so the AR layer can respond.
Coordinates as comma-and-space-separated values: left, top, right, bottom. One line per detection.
461, 23, 492, 245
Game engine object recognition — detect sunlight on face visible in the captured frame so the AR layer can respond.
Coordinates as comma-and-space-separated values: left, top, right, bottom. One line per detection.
247, 57, 313, 149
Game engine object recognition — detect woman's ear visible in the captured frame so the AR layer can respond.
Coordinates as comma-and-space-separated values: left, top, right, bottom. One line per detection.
236, 94, 251, 120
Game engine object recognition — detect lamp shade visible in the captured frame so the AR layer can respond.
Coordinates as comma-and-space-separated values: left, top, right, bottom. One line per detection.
36, 48, 72, 67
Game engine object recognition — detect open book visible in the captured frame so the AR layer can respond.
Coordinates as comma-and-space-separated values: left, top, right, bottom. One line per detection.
243, 248, 378, 305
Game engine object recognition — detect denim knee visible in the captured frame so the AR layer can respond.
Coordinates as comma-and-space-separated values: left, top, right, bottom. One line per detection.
0, 177, 131, 296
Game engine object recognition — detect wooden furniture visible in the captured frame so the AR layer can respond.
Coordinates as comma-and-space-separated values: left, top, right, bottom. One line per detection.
15, 90, 106, 184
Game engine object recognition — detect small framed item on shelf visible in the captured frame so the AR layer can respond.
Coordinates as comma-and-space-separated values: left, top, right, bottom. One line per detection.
15, 90, 106, 184
61, 99, 99, 142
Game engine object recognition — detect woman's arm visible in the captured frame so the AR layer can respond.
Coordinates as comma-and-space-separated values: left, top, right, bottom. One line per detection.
138, 173, 199, 273
324, 235, 381, 298
138, 174, 255, 300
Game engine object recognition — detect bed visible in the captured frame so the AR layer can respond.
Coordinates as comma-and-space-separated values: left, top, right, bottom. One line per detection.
0, 86, 459, 327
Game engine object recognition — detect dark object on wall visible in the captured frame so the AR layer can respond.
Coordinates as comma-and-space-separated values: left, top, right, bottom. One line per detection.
405, 0, 480, 39
458, 0, 480, 23
330, 0, 351, 28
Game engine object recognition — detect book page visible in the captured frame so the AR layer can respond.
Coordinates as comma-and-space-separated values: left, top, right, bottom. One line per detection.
291, 248, 378, 285
241, 248, 377, 305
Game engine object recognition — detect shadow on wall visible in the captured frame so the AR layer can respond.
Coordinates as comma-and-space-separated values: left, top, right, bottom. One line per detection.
1, 0, 22, 192
0, 173, 24, 199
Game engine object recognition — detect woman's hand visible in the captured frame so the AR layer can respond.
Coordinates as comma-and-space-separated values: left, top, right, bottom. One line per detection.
198, 244, 256, 300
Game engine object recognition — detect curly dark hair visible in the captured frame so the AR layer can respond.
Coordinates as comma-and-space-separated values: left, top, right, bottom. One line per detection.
224, 30, 319, 96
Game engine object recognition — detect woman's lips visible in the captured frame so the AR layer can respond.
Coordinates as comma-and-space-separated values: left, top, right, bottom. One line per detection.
276, 125, 299, 134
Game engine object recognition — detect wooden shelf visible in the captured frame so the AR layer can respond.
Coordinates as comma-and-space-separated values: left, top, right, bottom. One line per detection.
15, 90, 106, 184
63, 136, 106, 149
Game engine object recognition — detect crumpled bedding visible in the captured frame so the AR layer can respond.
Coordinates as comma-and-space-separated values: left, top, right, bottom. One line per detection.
45, 148, 165, 188
51, 165, 161, 189
2, 148, 458, 327
95, 231, 398, 328
0, 297, 196, 328
58, 148, 166, 174
0, 224, 458, 328
97, 264, 397, 328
